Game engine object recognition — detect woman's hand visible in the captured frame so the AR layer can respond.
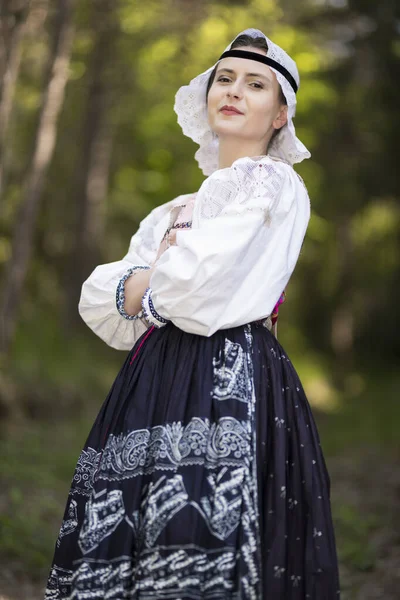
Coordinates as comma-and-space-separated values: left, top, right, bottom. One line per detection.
153, 229, 178, 264
168, 229, 178, 246
154, 199, 194, 264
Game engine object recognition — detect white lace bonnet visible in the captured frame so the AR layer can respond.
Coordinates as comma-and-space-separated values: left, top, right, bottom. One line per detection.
174, 27, 311, 176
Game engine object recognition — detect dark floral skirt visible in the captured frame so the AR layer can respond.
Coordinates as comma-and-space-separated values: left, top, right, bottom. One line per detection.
44, 322, 340, 599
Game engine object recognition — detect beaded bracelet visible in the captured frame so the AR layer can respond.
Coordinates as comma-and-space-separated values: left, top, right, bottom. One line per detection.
116, 265, 150, 320
141, 287, 169, 329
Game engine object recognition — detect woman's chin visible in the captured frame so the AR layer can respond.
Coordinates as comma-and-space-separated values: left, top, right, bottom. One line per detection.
210, 123, 246, 138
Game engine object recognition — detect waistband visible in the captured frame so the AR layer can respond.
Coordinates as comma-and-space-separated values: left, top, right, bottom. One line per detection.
252, 316, 273, 331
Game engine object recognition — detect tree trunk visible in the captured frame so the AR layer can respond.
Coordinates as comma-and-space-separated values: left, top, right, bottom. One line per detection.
63, 0, 119, 330
0, 0, 30, 202
0, 0, 74, 354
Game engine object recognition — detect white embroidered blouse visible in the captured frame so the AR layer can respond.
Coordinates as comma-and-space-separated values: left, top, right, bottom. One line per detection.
78, 155, 310, 349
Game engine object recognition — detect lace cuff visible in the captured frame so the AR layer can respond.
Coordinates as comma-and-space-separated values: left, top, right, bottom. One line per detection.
116, 266, 150, 320
141, 287, 169, 328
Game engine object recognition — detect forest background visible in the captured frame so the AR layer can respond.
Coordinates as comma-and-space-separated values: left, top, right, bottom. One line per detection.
0, 0, 399, 598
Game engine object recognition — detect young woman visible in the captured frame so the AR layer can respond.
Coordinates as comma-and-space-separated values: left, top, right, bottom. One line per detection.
45, 28, 340, 600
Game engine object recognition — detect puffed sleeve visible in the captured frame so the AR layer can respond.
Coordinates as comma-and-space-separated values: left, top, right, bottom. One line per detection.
78, 197, 180, 350
146, 156, 310, 337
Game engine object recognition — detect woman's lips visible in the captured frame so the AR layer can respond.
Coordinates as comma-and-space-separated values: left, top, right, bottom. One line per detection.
220, 109, 244, 116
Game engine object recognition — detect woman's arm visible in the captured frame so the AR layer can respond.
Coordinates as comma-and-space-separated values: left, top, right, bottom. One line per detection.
123, 213, 184, 316
78, 199, 175, 350
123, 267, 155, 316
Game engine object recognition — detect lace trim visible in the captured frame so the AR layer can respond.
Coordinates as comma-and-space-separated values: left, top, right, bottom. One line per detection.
141, 287, 169, 329
116, 266, 150, 320
193, 157, 285, 225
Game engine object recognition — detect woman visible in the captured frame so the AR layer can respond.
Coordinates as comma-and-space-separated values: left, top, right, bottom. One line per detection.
45, 28, 340, 599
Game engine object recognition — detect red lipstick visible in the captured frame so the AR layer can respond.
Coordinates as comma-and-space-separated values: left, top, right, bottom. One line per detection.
220, 105, 244, 115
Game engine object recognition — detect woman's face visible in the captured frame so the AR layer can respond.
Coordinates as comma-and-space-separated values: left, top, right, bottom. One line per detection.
207, 47, 287, 145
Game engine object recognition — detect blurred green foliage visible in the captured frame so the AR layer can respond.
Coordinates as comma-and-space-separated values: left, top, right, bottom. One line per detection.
0, 0, 399, 597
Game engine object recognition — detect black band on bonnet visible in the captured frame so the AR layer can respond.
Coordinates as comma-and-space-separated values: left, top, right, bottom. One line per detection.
218, 49, 298, 94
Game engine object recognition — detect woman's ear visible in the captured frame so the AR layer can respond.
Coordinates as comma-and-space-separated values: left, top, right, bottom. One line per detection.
273, 105, 288, 131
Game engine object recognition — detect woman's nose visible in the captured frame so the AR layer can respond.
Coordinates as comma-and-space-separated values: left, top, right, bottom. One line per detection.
227, 80, 243, 98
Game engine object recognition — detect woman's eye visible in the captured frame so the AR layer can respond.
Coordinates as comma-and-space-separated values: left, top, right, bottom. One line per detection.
216, 77, 263, 88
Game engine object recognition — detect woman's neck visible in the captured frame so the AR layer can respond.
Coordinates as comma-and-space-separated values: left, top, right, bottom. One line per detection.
217, 136, 271, 170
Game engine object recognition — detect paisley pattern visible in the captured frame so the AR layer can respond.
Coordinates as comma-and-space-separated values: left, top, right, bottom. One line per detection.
70, 447, 102, 497
97, 416, 250, 481
45, 322, 340, 599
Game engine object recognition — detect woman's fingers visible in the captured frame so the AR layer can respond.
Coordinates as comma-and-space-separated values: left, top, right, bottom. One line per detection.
154, 229, 179, 266
168, 230, 177, 246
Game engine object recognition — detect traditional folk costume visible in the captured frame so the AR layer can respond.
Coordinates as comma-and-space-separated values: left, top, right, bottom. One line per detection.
45, 28, 340, 600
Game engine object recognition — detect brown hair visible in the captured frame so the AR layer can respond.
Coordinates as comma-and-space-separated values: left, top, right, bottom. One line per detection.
205, 34, 287, 143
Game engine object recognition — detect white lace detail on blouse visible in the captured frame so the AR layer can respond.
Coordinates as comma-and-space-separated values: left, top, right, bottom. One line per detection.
196, 157, 285, 224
